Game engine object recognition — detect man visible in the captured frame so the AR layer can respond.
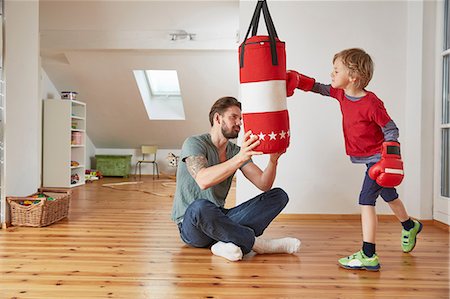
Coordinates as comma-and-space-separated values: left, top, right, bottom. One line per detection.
171, 96, 300, 261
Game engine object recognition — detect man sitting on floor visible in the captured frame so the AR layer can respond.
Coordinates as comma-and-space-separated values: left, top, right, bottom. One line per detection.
171, 96, 300, 261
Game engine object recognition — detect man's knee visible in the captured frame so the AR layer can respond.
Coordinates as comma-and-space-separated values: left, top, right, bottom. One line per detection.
270, 187, 289, 207
185, 199, 216, 218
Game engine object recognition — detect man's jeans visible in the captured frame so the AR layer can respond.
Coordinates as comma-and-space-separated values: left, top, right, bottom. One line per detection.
177, 187, 288, 254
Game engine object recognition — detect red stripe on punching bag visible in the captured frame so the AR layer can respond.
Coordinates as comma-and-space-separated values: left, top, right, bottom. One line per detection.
239, 36, 286, 83
243, 110, 290, 154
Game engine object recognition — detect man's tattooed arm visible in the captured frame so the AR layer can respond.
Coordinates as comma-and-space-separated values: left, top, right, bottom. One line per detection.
185, 155, 208, 179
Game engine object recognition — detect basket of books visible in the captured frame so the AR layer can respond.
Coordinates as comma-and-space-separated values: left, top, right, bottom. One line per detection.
7, 188, 71, 227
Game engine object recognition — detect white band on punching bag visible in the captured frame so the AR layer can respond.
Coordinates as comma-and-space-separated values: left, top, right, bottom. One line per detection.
240, 80, 287, 113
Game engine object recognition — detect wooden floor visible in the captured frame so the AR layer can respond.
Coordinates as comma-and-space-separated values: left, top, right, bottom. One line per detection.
0, 176, 448, 299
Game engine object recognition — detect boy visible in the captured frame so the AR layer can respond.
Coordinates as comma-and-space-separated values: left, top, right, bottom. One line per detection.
286, 48, 422, 271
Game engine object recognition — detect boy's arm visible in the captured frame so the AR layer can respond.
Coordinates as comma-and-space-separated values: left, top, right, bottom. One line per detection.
311, 83, 332, 96
369, 119, 403, 188
286, 70, 332, 97
382, 120, 399, 142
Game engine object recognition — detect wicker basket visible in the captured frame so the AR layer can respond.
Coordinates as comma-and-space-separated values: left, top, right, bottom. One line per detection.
7, 188, 71, 227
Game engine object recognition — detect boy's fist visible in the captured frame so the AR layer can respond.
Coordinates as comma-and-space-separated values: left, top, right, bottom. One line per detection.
368, 141, 404, 187
286, 70, 300, 97
286, 70, 316, 97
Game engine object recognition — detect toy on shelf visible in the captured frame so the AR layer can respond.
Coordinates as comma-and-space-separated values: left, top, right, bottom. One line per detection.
71, 173, 79, 184
85, 169, 103, 182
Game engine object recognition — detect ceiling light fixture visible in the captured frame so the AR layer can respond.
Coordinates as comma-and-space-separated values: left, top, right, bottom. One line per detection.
170, 30, 196, 41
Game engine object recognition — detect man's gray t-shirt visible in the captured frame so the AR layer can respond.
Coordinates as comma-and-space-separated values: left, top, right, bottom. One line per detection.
171, 133, 246, 224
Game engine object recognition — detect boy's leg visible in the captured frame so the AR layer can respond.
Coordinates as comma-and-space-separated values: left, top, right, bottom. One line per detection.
361, 205, 377, 244
359, 164, 381, 254
338, 164, 381, 271
179, 199, 255, 255
385, 197, 423, 253
386, 197, 409, 221
338, 205, 380, 271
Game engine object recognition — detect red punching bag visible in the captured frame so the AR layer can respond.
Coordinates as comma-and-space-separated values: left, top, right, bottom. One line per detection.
239, 0, 289, 154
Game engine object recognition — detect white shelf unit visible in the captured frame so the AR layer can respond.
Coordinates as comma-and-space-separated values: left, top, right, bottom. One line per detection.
43, 99, 86, 188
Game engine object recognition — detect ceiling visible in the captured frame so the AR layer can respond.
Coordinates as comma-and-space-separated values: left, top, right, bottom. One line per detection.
40, 0, 240, 149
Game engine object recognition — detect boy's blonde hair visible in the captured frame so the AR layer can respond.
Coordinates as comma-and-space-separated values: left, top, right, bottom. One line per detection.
333, 48, 374, 89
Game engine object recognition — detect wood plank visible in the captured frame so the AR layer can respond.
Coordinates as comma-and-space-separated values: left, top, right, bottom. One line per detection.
0, 176, 448, 298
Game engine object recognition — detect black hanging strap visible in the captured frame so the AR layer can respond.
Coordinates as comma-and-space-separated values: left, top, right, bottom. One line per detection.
240, 0, 279, 68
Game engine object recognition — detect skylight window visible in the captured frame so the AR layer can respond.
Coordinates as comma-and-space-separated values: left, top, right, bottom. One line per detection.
133, 70, 185, 120
146, 70, 180, 96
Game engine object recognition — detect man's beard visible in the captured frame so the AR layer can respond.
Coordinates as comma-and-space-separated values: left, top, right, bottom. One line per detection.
221, 123, 240, 139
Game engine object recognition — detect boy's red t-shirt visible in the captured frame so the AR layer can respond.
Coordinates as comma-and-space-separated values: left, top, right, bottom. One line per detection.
329, 87, 391, 157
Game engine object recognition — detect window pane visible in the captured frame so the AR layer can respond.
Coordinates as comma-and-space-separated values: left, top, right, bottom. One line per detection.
442, 128, 450, 197
446, 0, 450, 49
146, 70, 180, 95
443, 55, 449, 124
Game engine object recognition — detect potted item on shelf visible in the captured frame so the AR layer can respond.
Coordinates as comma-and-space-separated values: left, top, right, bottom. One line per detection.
71, 132, 82, 145
61, 91, 78, 100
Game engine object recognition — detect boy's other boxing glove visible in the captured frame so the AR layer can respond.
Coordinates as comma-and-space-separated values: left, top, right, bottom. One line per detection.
286, 70, 316, 97
369, 141, 404, 187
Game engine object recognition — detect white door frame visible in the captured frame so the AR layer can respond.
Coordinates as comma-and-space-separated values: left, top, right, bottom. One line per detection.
433, 0, 450, 225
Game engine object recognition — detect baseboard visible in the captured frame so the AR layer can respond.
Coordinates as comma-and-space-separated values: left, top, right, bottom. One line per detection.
432, 219, 450, 232
1, 221, 11, 229
276, 214, 449, 230
276, 214, 399, 221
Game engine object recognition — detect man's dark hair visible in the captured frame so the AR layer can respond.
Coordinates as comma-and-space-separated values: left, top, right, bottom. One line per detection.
208, 96, 241, 126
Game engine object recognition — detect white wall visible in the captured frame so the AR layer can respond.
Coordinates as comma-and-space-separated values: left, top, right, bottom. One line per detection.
86, 135, 95, 170
236, 1, 434, 219
41, 68, 59, 100
402, 0, 435, 219
4, 0, 40, 199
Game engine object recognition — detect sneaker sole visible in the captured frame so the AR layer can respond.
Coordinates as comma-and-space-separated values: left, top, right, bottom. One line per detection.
403, 221, 423, 253
338, 263, 381, 271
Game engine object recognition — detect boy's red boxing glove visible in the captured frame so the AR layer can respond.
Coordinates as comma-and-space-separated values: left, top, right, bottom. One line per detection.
286, 70, 316, 97
368, 141, 404, 187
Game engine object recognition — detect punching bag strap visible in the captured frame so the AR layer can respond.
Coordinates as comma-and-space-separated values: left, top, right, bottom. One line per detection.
240, 0, 279, 68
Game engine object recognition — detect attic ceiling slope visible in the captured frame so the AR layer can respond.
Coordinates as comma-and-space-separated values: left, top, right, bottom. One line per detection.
40, 0, 240, 149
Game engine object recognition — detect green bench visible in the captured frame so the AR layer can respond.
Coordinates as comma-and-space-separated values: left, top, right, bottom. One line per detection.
95, 155, 132, 178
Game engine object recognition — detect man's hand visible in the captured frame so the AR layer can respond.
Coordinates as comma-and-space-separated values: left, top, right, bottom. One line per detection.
269, 150, 285, 164
235, 130, 263, 164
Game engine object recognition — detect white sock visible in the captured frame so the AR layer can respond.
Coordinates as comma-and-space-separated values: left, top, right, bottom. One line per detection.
211, 241, 243, 262
252, 237, 301, 254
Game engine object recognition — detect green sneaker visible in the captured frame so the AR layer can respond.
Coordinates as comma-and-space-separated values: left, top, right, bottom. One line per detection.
338, 250, 380, 271
402, 219, 423, 253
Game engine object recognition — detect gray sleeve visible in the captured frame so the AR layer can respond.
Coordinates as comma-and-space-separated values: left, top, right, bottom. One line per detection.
180, 136, 205, 162
382, 120, 399, 142
311, 82, 331, 96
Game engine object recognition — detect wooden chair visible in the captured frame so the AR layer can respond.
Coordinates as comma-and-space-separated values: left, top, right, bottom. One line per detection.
135, 145, 159, 179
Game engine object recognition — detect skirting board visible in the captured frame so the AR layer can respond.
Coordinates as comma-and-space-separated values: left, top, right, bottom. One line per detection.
276, 214, 449, 231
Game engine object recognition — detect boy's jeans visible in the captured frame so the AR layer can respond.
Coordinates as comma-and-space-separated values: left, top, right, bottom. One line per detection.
177, 187, 288, 254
